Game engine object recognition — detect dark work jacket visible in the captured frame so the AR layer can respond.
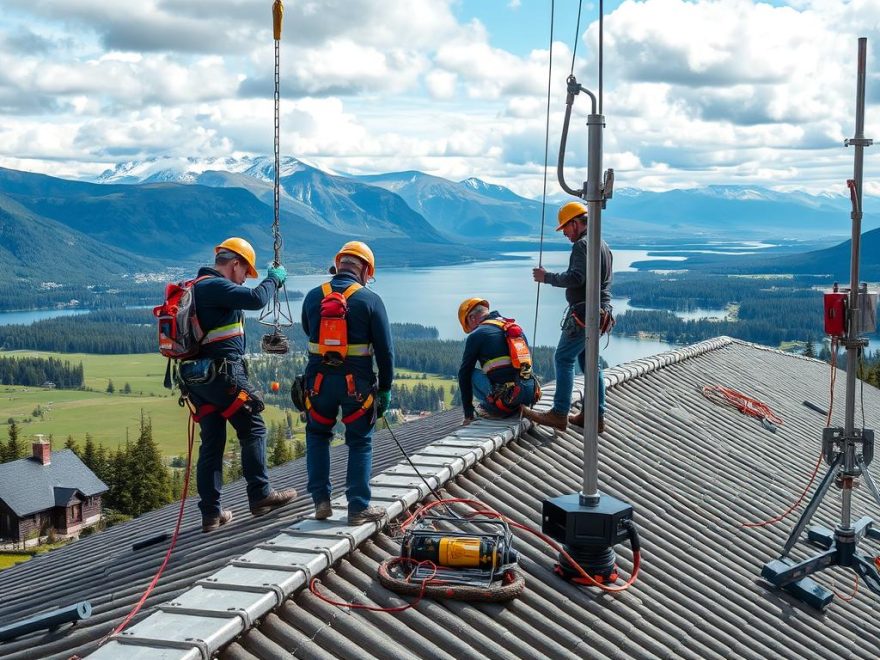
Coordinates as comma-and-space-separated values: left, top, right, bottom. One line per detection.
457, 311, 525, 418
545, 229, 613, 310
193, 267, 278, 359
301, 271, 394, 392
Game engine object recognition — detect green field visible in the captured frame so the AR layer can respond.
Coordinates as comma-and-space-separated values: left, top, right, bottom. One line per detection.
0, 352, 456, 459
0, 351, 295, 458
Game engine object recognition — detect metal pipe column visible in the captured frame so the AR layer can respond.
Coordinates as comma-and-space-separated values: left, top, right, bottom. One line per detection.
842, 37, 869, 528
581, 112, 604, 505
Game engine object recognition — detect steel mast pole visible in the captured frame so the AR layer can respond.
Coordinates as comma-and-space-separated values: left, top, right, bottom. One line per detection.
841, 37, 869, 528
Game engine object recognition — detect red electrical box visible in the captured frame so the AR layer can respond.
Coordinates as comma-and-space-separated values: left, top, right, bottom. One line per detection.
824, 292, 848, 337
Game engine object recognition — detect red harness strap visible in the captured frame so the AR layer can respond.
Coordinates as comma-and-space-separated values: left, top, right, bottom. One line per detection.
193, 390, 249, 422
341, 393, 375, 424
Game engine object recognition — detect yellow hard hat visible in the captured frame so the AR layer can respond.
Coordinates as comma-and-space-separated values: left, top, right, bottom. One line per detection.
458, 297, 489, 333
556, 201, 588, 231
215, 237, 258, 278
335, 241, 375, 279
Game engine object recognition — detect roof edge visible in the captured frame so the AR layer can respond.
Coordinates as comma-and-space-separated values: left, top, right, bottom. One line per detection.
603, 336, 734, 389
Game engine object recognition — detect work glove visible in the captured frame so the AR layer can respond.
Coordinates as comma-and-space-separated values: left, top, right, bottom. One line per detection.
376, 389, 392, 417
267, 265, 287, 285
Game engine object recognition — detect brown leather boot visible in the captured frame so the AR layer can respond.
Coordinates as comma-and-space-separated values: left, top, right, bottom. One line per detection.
521, 406, 568, 431
314, 500, 332, 520
202, 510, 233, 533
568, 410, 605, 433
250, 487, 298, 517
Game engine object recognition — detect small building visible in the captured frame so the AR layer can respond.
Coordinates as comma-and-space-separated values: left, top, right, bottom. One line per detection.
0, 439, 108, 544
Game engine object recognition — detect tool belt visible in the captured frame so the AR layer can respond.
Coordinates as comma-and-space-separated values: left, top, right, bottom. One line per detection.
178, 357, 264, 422
565, 303, 615, 336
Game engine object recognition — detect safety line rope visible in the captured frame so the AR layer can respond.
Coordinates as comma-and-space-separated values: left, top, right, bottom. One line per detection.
100, 412, 195, 644
569, 0, 583, 76
532, 0, 555, 347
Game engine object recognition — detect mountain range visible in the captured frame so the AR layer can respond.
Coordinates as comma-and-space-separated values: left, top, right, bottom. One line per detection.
2, 156, 879, 285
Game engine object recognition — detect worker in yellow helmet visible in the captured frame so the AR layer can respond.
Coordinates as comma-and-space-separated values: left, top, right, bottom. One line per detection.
523, 202, 614, 433
300, 241, 394, 526
457, 297, 540, 424
179, 237, 296, 533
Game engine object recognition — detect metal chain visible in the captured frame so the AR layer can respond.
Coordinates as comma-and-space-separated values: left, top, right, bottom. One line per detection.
273, 36, 282, 268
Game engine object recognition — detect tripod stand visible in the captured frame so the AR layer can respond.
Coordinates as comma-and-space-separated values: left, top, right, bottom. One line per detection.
761, 37, 880, 609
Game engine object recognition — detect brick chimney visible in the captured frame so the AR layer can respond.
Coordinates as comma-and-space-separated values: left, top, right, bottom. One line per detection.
32, 435, 51, 465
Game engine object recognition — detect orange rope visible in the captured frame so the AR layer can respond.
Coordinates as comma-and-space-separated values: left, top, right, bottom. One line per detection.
701, 385, 783, 426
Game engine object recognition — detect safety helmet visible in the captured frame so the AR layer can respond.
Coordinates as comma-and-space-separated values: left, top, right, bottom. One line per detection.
556, 201, 588, 231
215, 237, 258, 278
458, 297, 489, 333
335, 241, 375, 279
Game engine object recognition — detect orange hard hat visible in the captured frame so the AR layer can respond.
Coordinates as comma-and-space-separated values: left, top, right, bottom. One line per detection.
556, 201, 588, 231
458, 297, 489, 333
335, 241, 375, 279
215, 237, 258, 278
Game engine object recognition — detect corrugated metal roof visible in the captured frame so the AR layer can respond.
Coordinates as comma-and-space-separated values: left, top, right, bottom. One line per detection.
215, 337, 880, 660
0, 410, 462, 660
5, 337, 880, 659
0, 449, 107, 517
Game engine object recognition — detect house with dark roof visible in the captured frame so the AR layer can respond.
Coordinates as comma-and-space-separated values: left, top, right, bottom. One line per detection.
0, 439, 108, 544
0, 338, 878, 659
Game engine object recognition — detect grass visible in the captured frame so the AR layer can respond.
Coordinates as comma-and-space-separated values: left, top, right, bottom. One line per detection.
0, 352, 456, 458
0, 554, 31, 570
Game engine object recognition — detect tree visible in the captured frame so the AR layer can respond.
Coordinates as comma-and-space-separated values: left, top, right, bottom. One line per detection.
64, 435, 78, 453
803, 338, 816, 358
270, 436, 293, 467
82, 433, 98, 471
123, 382, 132, 394
126, 412, 172, 516
225, 440, 243, 483
106, 379, 115, 394
3, 421, 23, 463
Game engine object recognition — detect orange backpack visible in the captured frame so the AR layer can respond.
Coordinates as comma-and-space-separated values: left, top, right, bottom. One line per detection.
481, 318, 533, 378
315, 282, 363, 366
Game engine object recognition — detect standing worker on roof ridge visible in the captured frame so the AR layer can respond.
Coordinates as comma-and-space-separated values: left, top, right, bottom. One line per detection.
301, 241, 394, 526
178, 237, 297, 533
456, 297, 541, 423
522, 202, 613, 432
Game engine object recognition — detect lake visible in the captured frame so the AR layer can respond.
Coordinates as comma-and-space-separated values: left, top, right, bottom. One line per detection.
276, 249, 690, 366
0, 248, 733, 367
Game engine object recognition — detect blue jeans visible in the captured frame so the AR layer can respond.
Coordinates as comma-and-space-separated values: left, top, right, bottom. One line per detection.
187, 361, 271, 518
305, 370, 376, 513
471, 370, 538, 416
552, 324, 605, 417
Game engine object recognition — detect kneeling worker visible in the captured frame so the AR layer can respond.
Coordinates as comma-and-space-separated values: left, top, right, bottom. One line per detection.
457, 297, 540, 423
302, 241, 394, 525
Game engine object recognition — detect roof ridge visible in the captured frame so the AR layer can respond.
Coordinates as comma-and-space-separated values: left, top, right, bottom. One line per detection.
724, 336, 829, 364
603, 336, 733, 389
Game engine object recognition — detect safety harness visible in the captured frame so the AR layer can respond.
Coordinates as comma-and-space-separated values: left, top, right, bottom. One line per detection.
478, 317, 539, 414
303, 282, 376, 426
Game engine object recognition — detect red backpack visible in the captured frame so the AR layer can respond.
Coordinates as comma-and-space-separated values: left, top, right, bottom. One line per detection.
480, 317, 533, 378
315, 282, 363, 366
153, 275, 213, 360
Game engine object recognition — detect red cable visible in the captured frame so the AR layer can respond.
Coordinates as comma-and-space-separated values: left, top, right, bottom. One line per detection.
308, 559, 438, 613
741, 340, 837, 529
701, 385, 783, 426
100, 413, 196, 644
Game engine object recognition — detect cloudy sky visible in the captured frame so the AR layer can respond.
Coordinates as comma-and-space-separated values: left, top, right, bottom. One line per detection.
0, 0, 877, 197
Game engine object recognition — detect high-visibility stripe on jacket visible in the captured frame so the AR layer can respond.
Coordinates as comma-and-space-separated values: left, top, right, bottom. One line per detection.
203, 320, 245, 344
307, 342, 373, 356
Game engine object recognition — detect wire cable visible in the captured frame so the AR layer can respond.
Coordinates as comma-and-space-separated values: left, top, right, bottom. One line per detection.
569, 0, 583, 76
532, 0, 555, 347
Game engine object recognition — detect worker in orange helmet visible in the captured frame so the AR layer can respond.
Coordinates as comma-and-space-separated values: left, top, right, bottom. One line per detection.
300, 241, 394, 526
523, 202, 613, 433
179, 237, 297, 533
457, 297, 541, 424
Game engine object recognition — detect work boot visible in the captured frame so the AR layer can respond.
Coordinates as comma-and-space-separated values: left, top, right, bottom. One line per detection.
314, 500, 332, 520
250, 488, 297, 517
475, 405, 505, 420
568, 410, 605, 434
202, 510, 233, 533
521, 406, 568, 431
348, 505, 386, 526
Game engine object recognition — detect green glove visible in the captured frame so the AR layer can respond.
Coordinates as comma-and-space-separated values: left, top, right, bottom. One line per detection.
376, 389, 391, 417
267, 265, 287, 285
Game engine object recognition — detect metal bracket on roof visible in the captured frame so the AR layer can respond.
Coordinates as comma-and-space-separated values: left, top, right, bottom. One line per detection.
197, 577, 287, 607
114, 633, 210, 660
159, 604, 253, 631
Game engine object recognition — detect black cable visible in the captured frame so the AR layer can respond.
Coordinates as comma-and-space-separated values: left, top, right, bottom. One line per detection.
381, 413, 445, 504
533, 0, 555, 347
570, 0, 583, 76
